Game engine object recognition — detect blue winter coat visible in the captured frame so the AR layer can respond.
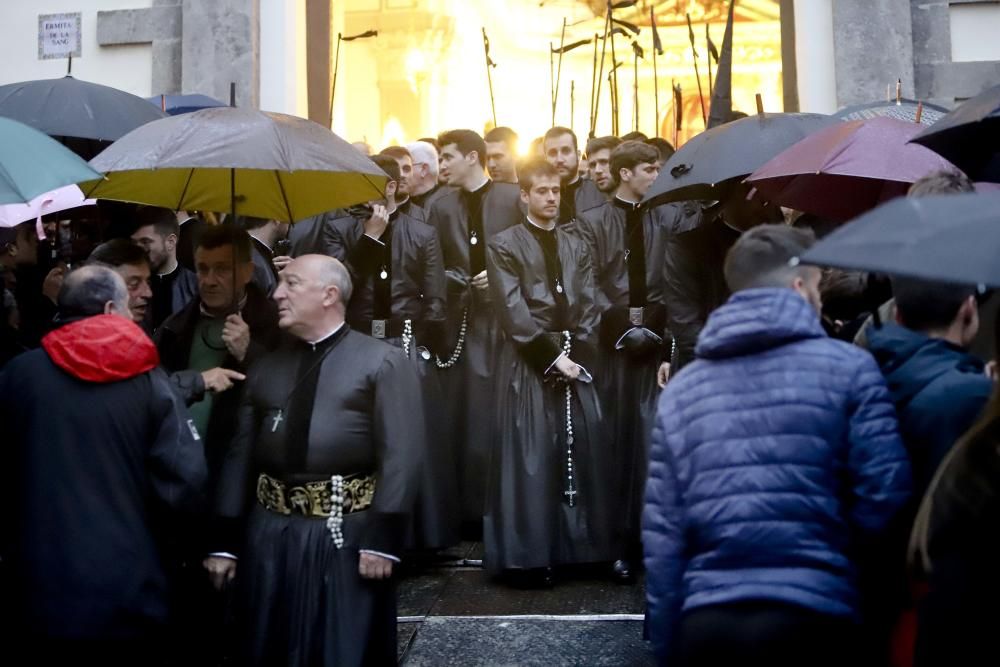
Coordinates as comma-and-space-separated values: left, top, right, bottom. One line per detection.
642, 288, 912, 661
868, 323, 992, 499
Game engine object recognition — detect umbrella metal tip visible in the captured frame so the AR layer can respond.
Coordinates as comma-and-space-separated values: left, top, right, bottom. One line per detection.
789, 256, 801, 267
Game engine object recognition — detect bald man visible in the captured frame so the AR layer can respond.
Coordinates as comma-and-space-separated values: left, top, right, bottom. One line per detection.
207, 255, 423, 667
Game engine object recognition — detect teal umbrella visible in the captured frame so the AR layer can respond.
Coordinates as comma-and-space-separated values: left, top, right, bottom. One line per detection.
0, 116, 101, 205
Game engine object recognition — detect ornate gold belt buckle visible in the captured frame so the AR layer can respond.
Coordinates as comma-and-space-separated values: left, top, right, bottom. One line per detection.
287, 486, 313, 515
372, 319, 387, 338
629, 307, 644, 326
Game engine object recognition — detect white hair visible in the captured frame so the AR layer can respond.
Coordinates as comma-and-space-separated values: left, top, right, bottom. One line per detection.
407, 141, 439, 178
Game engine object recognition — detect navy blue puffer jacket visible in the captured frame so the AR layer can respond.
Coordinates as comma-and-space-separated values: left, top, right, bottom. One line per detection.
642, 288, 912, 660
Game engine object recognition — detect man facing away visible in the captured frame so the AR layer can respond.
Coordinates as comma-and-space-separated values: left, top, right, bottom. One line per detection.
643, 224, 912, 666
543, 126, 606, 225
0, 265, 207, 665
426, 129, 523, 528
131, 206, 199, 331
484, 159, 615, 586
206, 255, 423, 667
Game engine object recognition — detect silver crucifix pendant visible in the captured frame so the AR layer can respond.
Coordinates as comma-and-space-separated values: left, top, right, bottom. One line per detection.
271, 410, 284, 432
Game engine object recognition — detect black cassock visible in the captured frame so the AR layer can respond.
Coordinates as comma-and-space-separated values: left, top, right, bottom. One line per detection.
427, 180, 523, 523
576, 198, 680, 550
558, 177, 608, 226
214, 328, 422, 667
484, 220, 615, 572
325, 208, 459, 551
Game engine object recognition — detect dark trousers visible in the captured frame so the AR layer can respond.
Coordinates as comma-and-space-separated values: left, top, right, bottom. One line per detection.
677, 601, 863, 667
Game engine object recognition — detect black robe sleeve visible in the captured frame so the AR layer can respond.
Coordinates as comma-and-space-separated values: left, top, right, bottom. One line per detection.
487, 237, 563, 373
419, 230, 449, 355
364, 349, 424, 555
212, 370, 259, 555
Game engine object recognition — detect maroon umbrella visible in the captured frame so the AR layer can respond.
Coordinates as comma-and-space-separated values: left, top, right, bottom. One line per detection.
747, 116, 955, 221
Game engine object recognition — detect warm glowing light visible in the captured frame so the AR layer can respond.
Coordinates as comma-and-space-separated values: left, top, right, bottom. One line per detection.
380, 116, 406, 150
516, 136, 535, 157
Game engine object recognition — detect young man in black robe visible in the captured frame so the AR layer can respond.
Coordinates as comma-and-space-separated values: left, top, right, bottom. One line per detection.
543, 126, 607, 225
584, 135, 622, 198
576, 141, 679, 581
130, 206, 198, 331
325, 154, 457, 553
379, 146, 426, 222
485, 159, 615, 585
205, 255, 423, 667
426, 129, 523, 528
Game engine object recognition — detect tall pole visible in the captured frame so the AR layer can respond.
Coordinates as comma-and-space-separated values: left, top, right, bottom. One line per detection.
651, 6, 659, 137
550, 44, 556, 127
589, 34, 599, 136
706, 23, 714, 98
610, 30, 620, 135
633, 46, 640, 133
328, 33, 342, 128
685, 13, 707, 127
483, 28, 498, 127
592, 7, 612, 136
553, 18, 568, 128
570, 80, 575, 130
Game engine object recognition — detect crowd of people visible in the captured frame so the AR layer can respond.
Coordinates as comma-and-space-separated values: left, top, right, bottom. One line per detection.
1, 118, 997, 667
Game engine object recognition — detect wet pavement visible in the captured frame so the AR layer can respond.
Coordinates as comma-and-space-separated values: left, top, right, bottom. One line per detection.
396, 543, 656, 666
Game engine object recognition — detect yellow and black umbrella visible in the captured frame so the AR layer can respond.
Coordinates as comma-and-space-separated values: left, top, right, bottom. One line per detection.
83, 106, 386, 221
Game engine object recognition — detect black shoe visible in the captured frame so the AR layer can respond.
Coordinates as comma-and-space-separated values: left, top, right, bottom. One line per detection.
611, 559, 634, 583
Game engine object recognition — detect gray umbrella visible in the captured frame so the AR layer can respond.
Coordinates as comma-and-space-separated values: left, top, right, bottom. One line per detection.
643, 112, 840, 205
834, 99, 949, 126
0, 76, 166, 144
799, 192, 1000, 288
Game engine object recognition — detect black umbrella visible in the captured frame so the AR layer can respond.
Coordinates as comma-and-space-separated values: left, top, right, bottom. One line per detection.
0, 76, 167, 158
799, 192, 1000, 288
643, 112, 839, 205
910, 84, 1000, 182
835, 98, 948, 126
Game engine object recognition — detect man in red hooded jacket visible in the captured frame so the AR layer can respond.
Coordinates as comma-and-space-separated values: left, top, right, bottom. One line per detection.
0, 265, 208, 666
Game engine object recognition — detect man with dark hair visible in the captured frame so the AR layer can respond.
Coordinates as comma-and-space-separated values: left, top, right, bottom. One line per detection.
427, 128, 523, 529
868, 277, 991, 497
620, 131, 648, 142
645, 137, 675, 166
379, 146, 426, 222
585, 135, 622, 195
131, 206, 199, 330
644, 223, 911, 665
153, 224, 279, 663
325, 153, 457, 552
88, 238, 154, 327
205, 255, 423, 667
484, 126, 519, 184
0, 264, 207, 665
484, 157, 615, 585
238, 216, 289, 296
576, 140, 679, 581
543, 126, 606, 225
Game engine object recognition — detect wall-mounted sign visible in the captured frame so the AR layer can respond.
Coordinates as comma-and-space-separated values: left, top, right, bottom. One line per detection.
38, 13, 82, 60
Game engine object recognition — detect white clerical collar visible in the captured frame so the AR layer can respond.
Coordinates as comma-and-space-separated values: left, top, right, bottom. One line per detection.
466, 176, 490, 194
615, 194, 641, 206
525, 215, 556, 232
307, 321, 345, 349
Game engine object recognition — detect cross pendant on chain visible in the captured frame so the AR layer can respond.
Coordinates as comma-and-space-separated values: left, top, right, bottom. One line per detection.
271, 410, 284, 432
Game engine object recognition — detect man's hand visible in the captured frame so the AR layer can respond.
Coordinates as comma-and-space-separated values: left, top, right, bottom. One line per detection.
201, 367, 246, 393
272, 255, 293, 272
362, 204, 390, 240
359, 552, 394, 580
42, 264, 67, 305
222, 313, 251, 362
203, 556, 237, 591
656, 362, 671, 388
554, 355, 581, 381
471, 270, 489, 292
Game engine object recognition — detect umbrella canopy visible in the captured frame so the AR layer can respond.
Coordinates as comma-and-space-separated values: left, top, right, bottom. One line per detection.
747, 116, 955, 221
799, 193, 1000, 288
643, 112, 840, 205
0, 184, 94, 228
147, 93, 227, 116
0, 117, 101, 205
0, 76, 167, 143
83, 107, 386, 222
911, 84, 1000, 183
834, 99, 949, 126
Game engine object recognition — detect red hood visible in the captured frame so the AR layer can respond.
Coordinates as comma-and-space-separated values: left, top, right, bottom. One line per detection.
42, 314, 159, 383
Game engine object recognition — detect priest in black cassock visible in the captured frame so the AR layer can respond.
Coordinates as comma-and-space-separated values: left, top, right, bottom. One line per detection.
543, 126, 607, 225
576, 141, 679, 581
325, 154, 458, 553
205, 255, 423, 667
426, 129, 523, 527
484, 158, 615, 584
